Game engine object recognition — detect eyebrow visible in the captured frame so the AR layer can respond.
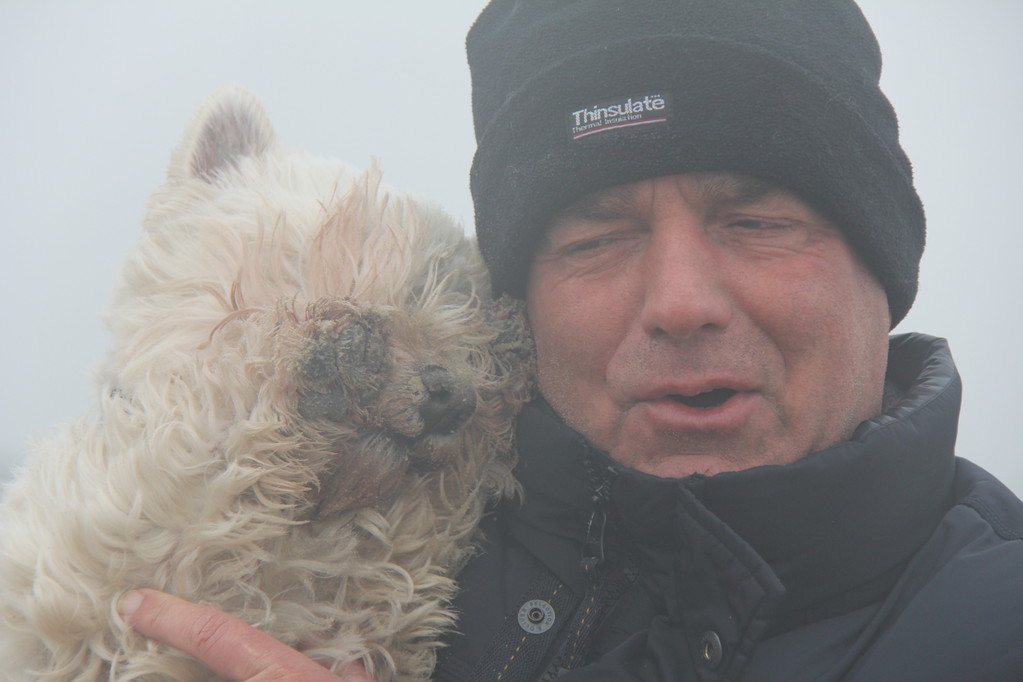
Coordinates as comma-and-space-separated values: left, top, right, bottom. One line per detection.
550, 173, 784, 228
696, 174, 781, 207
550, 184, 641, 227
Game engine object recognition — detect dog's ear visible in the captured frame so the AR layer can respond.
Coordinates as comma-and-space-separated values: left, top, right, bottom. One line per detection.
483, 294, 536, 393
168, 84, 278, 183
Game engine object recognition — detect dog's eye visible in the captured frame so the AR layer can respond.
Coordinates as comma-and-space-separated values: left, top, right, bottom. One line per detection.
297, 387, 349, 422
338, 322, 390, 374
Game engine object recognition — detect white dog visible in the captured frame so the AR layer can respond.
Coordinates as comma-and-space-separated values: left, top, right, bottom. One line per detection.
0, 86, 534, 681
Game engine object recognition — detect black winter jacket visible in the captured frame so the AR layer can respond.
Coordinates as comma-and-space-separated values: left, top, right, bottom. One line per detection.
435, 334, 1023, 680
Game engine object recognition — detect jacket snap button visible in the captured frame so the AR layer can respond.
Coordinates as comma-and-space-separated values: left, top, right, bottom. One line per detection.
700, 630, 723, 668
517, 599, 555, 634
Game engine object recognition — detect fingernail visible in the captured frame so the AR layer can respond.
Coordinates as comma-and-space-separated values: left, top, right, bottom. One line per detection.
118, 590, 144, 619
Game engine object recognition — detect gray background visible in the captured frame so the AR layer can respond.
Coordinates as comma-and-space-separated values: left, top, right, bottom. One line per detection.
2, 1, 1021, 496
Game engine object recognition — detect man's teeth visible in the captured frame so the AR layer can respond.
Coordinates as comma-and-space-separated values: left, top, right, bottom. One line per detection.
670, 388, 737, 409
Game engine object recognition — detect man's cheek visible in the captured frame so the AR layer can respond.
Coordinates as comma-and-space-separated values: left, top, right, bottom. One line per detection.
536, 343, 606, 422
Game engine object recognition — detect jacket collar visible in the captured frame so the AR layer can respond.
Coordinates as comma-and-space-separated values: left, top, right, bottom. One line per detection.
680, 333, 960, 617
512, 333, 961, 620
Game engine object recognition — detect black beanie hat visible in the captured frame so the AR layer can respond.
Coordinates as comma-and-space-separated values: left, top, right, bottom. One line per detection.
467, 0, 925, 326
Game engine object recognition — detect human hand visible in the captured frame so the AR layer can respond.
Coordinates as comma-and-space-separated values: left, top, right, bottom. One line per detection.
118, 588, 375, 681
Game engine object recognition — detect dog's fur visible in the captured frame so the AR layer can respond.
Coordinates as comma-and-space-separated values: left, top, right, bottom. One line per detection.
0, 86, 534, 681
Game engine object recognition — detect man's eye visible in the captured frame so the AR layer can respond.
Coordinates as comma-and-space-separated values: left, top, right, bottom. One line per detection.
730, 218, 785, 230
721, 216, 820, 253
563, 236, 619, 255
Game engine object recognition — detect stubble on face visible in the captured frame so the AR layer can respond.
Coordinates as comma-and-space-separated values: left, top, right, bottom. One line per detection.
527, 173, 890, 478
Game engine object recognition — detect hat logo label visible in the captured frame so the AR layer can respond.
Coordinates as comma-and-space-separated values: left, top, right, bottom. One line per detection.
568, 92, 670, 140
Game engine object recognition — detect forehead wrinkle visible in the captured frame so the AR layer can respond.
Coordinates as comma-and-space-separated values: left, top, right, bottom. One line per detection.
539, 173, 793, 252
551, 183, 643, 226
688, 173, 782, 208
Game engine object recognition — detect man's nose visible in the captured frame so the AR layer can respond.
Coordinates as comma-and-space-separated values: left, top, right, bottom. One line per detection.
637, 220, 732, 341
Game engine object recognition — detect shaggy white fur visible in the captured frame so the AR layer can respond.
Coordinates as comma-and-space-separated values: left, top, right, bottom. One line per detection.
0, 86, 534, 681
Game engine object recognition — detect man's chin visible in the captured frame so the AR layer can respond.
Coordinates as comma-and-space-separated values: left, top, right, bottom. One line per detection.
607, 445, 790, 480
610, 453, 739, 479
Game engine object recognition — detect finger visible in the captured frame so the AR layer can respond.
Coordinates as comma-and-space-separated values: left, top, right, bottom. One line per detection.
119, 588, 368, 681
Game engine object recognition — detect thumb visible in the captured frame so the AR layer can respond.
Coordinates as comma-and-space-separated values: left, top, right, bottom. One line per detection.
118, 588, 372, 681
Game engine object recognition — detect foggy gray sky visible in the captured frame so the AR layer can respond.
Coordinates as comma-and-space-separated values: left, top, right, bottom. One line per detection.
2, 1, 1021, 497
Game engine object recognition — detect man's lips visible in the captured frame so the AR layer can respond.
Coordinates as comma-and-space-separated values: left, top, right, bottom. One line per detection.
632, 378, 758, 405
666, 387, 739, 409
627, 380, 760, 428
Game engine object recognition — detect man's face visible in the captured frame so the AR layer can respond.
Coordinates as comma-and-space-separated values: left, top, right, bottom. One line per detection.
526, 173, 890, 478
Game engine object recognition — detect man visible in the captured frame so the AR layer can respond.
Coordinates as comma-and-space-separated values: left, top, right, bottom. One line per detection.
121, 0, 1023, 679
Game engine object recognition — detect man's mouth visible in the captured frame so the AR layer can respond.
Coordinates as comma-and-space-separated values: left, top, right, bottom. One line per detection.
668, 388, 739, 409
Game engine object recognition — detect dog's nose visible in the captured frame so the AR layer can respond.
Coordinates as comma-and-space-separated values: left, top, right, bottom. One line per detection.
419, 365, 477, 435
